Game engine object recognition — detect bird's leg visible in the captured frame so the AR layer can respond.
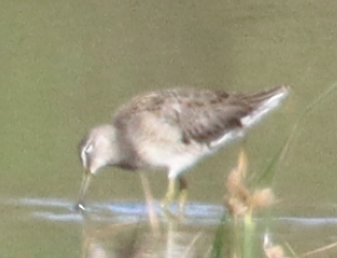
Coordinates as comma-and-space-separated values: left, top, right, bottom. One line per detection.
178, 176, 188, 212
161, 177, 177, 208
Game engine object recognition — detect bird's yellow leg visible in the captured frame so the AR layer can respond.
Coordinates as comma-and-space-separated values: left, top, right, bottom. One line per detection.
178, 176, 188, 212
178, 190, 187, 212
161, 178, 177, 208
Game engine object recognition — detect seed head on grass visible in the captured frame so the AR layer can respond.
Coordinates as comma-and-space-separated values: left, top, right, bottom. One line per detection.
224, 149, 275, 219
264, 245, 289, 258
263, 234, 289, 258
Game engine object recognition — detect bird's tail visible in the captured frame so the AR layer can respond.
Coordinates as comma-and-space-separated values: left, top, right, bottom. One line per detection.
238, 85, 290, 127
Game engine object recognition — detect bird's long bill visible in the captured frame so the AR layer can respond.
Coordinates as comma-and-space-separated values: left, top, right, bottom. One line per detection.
76, 169, 92, 211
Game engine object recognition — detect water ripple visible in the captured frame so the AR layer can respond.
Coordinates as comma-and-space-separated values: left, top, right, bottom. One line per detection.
2, 197, 337, 228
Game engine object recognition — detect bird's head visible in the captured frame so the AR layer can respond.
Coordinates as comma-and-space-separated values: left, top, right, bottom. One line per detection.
79, 124, 119, 174
75, 124, 118, 211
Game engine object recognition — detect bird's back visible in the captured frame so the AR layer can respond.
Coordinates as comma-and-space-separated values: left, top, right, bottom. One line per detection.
113, 86, 288, 147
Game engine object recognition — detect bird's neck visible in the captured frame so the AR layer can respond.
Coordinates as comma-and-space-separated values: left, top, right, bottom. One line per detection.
112, 135, 143, 171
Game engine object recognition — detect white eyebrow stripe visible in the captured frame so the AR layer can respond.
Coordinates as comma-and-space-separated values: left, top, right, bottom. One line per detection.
81, 144, 93, 168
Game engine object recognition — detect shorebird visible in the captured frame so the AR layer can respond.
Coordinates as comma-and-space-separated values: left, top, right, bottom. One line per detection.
76, 85, 289, 211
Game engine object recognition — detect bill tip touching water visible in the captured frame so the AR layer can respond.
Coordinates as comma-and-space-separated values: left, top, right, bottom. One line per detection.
75, 85, 290, 212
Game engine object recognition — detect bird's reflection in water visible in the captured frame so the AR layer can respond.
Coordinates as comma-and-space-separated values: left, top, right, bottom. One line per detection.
80, 206, 214, 258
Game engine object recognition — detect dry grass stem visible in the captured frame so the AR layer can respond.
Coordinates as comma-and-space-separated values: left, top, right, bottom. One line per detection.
301, 241, 337, 257
181, 232, 203, 258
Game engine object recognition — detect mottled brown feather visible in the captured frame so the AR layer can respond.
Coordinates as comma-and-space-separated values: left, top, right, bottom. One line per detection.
113, 87, 285, 146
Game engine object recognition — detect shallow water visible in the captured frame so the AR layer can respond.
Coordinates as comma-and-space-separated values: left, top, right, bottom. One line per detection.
1, 0, 337, 257
2, 197, 337, 257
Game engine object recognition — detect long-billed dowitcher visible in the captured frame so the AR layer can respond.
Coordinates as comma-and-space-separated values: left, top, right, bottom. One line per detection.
76, 85, 289, 211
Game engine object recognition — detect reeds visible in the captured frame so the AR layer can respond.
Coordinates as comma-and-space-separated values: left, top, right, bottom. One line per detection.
224, 149, 275, 220
213, 148, 280, 258
211, 82, 337, 258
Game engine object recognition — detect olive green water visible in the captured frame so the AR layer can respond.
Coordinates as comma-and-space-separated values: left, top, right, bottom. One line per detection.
1, 1, 337, 257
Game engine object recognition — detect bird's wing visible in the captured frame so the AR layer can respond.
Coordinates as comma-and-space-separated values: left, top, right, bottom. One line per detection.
163, 89, 253, 145
113, 88, 253, 146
